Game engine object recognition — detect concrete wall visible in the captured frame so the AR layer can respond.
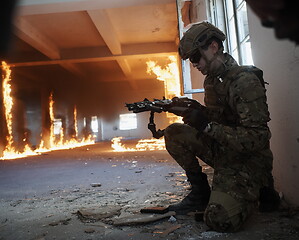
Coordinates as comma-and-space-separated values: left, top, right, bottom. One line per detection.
100, 112, 168, 141
94, 79, 169, 141
247, 8, 299, 205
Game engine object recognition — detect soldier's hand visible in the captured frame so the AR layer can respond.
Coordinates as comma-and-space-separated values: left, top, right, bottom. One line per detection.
182, 108, 209, 133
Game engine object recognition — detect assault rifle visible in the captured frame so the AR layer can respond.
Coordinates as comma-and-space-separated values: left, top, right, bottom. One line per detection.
125, 97, 202, 139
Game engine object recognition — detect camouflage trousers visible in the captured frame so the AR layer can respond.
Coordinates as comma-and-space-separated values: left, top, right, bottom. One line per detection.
164, 123, 274, 232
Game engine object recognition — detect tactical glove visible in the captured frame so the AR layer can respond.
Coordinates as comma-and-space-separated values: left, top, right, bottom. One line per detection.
182, 108, 209, 133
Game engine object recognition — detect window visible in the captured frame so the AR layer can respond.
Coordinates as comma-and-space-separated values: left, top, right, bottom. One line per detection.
53, 118, 62, 135
91, 116, 98, 133
119, 113, 137, 130
208, 0, 253, 65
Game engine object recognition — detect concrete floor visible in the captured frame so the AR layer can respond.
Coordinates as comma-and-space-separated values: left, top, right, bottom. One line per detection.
0, 141, 298, 240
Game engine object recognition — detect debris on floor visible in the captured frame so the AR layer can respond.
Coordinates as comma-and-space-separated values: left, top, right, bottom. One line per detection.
48, 218, 71, 226
153, 222, 182, 237
77, 205, 122, 223
90, 183, 102, 187
140, 206, 169, 214
112, 211, 176, 226
84, 228, 96, 233
1, 144, 298, 240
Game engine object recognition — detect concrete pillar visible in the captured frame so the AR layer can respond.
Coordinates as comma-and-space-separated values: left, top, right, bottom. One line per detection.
96, 117, 103, 141
83, 116, 92, 138
41, 88, 51, 148
67, 105, 77, 140
0, 68, 9, 154
13, 97, 27, 151
56, 114, 66, 143
25, 99, 42, 148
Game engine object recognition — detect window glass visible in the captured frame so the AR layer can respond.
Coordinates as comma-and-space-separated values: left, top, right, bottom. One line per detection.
91, 116, 98, 133
54, 119, 62, 135
240, 39, 253, 65
228, 17, 237, 51
209, 0, 216, 24
208, 0, 253, 65
119, 113, 137, 130
226, 0, 234, 19
234, 0, 243, 8
232, 49, 239, 63
236, 2, 249, 42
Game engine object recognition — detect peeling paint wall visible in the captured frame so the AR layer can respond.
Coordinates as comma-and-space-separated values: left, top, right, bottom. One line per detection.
247, 8, 299, 206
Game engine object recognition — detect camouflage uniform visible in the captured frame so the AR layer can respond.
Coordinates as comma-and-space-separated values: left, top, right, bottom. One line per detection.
164, 53, 274, 232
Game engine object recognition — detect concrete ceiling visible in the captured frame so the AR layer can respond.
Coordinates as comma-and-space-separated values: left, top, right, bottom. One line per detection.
9, 0, 179, 88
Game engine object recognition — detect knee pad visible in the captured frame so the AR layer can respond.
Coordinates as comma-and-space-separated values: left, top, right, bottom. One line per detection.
204, 191, 248, 232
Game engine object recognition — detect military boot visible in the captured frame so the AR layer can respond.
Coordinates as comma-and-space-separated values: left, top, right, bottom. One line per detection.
168, 171, 211, 214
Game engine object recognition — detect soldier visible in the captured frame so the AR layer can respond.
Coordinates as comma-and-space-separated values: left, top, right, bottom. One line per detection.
164, 21, 280, 232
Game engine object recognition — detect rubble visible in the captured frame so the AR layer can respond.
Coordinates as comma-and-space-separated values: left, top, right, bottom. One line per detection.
112, 211, 176, 226
90, 183, 102, 187
200, 231, 227, 239
77, 206, 122, 223
48, 218, 71, 226
160, 224, 182, 236
0, 144, 298, 240
153, 222, 182, 236
84, 228, 95, 233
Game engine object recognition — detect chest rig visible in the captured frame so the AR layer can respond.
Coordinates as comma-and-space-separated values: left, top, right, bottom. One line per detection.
204, 66, 265, 125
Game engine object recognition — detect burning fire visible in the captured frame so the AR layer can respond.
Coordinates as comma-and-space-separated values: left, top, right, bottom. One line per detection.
2, 61, 14, 151
0, 61, 37, 159
111, 56, 184, 153
74, 106, 78, 137
0, 62, 95, 160
33, 93, 95, 153
146, 55, 183, 124
146, 55, 181, 99
111, 137, 166, 152
110, 56, 182, 152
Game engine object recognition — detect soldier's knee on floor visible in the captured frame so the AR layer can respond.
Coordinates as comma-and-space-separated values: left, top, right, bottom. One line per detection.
204, 203, 242, 232
203, 191, 249, 232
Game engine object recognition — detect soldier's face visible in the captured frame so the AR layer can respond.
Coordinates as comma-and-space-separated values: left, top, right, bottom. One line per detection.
191, 48, 213, 75
191, 41, 220, 75
191, 56, 208, 75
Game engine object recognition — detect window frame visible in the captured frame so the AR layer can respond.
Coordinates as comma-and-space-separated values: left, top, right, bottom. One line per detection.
207, 0, 253, 65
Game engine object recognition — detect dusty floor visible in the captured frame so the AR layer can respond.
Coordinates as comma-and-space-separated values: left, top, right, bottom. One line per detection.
0, 141, 298, 240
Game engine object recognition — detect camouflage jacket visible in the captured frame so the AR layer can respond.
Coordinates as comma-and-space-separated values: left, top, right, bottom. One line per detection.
203, 53, 272, 154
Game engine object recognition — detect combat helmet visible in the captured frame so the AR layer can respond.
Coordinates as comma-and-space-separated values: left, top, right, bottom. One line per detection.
179, 21, 226, 60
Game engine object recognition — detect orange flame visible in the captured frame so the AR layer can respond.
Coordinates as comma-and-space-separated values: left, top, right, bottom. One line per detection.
35, 93, 95, 153
2, 61, 13, 149
111, 56, 183, 152
74, 106, 78, 138
146, 55, 183, 124
111, 137, 166, 152
0, 62, 95, 160
1, 61, 38, 159
146, 56, 181, 99
49, 92, 55, 147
